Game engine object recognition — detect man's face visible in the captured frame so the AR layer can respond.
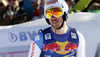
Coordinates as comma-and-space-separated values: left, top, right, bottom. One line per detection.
31, 1, 41, 10
49, 15, 63, 29
8, 0, 19, 7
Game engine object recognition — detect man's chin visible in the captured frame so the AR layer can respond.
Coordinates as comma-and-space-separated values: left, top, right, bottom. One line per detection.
52, 25, 60, 29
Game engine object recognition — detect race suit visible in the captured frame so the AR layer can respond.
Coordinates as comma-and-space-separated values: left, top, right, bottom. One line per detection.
28, 27, 85, 57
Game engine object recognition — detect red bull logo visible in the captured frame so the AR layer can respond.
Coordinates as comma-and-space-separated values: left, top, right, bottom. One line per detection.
43, 41, 77, 55
46, 0, 58, 5
43, 42, 61, 52
64, 42, 77, 52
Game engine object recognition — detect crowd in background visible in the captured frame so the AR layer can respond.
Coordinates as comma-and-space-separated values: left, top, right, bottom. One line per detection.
87, 0, 100, 12
0, 0, 100, 26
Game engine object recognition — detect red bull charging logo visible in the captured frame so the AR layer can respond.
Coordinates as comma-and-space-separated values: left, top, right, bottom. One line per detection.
43, 41, 77, 54
46, 0, 58, 5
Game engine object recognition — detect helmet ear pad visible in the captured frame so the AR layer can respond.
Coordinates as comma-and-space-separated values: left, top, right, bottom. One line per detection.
45, 12, 68, 25
63, 12, 68, 21
45, 18, 50, 24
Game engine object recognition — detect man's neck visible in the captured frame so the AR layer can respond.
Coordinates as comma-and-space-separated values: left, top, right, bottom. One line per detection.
51, 24, 68, 34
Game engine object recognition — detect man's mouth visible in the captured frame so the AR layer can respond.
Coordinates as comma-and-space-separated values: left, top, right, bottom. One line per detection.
52, 20, 58, 24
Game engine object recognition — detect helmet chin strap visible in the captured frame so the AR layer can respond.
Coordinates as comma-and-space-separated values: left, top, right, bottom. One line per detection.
56, 20, 64, 29
54, 20, 64, 34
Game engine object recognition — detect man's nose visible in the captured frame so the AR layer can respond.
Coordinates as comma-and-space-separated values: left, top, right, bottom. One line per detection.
51, 15, 56, 19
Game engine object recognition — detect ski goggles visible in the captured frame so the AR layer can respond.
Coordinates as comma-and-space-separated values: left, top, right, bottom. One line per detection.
45, 7, 64, 19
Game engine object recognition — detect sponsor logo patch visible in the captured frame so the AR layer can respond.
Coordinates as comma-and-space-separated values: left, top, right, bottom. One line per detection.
45, 33, 51, 40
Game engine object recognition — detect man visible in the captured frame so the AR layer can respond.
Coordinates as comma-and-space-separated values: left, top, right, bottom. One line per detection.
0, 0, 30, 26
31, 0, 44, 20
28, 0, 85, 57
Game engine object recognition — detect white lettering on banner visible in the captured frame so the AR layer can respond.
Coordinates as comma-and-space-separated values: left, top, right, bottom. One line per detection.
8, 30, 37, 42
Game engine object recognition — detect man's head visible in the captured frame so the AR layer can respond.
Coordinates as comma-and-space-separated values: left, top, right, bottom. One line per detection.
7, 0, 19, 8
31, 0, 41, 10
44, 0, 69, 29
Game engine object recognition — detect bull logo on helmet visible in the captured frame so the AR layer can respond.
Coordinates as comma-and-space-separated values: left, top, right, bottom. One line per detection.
46, 0, 58, 5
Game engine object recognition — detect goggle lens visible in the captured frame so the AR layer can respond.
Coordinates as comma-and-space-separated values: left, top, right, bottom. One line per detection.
45, 7, 63, 19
